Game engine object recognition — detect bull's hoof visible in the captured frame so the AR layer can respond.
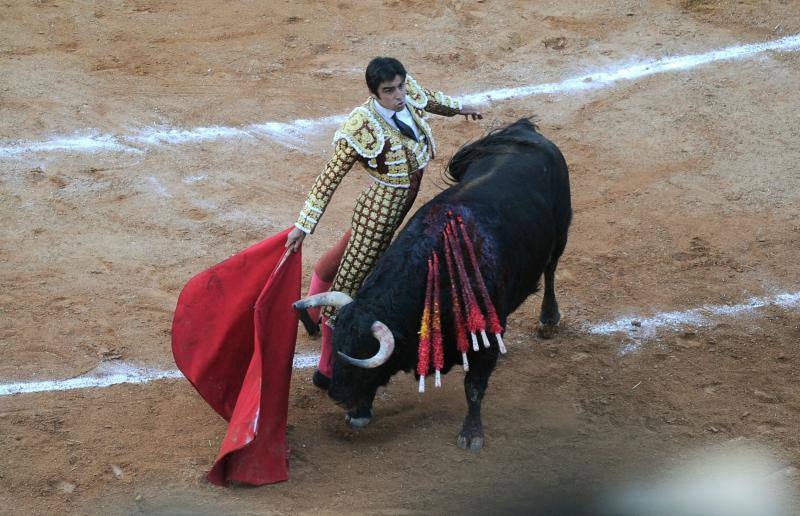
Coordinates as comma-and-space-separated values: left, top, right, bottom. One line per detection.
536, 322, 559, 340
457, 417, 484, 450
312, 370, 330, 391
345, 406, 373, 428
457, 431, 484, 450
345, 414, 372, 428
297, 307, 320, 337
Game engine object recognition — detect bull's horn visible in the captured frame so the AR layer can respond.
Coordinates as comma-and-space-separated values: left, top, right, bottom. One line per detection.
337, 321, 395, 369
293, 291, 353, 310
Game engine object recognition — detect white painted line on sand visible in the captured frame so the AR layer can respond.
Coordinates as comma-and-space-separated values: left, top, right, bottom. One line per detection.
0, 131, 142, 157
461, 33, 800, 104
146, 176, 173, 198
291, 353, 321, 369
588, 291, 800, 354
6, 290, 800, 395
182, 174, 208, 184
0, 362, 183, 396
2, 34, 798, 158
0, 353, 321, 397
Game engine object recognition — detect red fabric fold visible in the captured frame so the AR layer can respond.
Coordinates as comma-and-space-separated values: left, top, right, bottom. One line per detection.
171, 227, 301, 486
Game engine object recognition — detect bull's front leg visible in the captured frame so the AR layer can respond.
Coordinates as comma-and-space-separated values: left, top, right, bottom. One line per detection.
537, 260, 561, 339
458, 355, 496, 450
345, 384, 377, 428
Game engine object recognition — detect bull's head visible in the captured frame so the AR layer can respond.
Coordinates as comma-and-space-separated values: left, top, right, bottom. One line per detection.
293, 292, 397, 408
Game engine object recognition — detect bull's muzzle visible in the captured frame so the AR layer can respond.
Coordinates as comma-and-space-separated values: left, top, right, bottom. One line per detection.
337, 321, 395, 369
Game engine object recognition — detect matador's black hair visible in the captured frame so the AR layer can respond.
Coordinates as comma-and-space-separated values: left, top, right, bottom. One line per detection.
365, 57, 407, 95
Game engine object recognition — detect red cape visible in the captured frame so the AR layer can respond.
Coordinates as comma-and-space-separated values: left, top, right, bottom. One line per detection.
172, 227, 301, 485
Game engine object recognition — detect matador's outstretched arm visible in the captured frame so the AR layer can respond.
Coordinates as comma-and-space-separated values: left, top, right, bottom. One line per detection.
421, 86, 482, 121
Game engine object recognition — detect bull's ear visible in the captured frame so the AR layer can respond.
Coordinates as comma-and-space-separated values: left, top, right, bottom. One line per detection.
336, 321, 395, 369
293, 291, 353, 310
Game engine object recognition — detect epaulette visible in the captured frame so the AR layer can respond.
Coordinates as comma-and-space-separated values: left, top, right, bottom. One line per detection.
405, 74, 429, 109
332, 105, 386, 159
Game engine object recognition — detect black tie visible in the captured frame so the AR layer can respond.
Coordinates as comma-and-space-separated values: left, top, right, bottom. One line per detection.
392, 113, 418, 141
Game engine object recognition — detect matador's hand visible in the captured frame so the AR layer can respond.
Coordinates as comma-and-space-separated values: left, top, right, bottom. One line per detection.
285, 227, 306, 252
460, 104, 483, 121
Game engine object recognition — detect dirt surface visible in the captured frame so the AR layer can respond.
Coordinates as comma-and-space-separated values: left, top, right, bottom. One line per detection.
2, 0, 800, 514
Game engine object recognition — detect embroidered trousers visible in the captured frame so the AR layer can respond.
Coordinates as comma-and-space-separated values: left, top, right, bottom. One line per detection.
323, 170, 423, 319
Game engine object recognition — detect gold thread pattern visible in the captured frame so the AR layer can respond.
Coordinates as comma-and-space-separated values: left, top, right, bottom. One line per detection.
323, 170, 424, 320
295, 139, 359, 234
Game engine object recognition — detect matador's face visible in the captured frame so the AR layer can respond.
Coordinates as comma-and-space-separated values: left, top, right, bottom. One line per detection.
374, 74, 407, 112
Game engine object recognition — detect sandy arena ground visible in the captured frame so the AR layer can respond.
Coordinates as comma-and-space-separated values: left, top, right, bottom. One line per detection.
2, 0, 800, 514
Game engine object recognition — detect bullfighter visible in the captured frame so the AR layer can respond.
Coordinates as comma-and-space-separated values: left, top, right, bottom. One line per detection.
284, 57, 483, 388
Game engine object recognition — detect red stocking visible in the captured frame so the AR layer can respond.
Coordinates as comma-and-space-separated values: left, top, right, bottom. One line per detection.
306, 230, 351, 324
314, 229, 352, 282
318, 316, 334, 378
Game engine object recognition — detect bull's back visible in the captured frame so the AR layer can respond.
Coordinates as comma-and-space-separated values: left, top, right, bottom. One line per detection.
437, 133, 571, 313
362, 126, 570, 323
443, 133, 569, 234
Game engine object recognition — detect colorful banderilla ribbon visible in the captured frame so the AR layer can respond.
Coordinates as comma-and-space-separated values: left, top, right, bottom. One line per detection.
417, 257, 434, 393
416, 212, 508, 393
445, 219, 485, 351
456, 215, 506, 354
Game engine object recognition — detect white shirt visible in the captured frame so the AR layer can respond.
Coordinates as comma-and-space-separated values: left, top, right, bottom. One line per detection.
372, 98, 421, 140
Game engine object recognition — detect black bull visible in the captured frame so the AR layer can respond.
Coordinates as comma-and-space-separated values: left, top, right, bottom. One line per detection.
298, 118, 571, 450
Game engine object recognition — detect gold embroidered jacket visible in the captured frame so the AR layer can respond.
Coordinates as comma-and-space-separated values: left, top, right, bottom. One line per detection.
295, 74, 462, 234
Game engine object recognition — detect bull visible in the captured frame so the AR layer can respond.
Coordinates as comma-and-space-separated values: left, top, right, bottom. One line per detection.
295, 118, 571, 450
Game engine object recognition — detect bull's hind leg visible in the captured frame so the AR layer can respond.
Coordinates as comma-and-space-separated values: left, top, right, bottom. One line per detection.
458, 355, 497, 451
537, 259, 561, 339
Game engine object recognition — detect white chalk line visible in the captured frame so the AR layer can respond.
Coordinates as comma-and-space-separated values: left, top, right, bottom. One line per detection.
146, 176, 173, 198
588, 291, 800, 355
2, 34, 799, 159
461, 33, 800, 104
0, 115, 347, 158
0, 352, 321, 397
4, 290, 800, 395
0, 132, 138, 157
